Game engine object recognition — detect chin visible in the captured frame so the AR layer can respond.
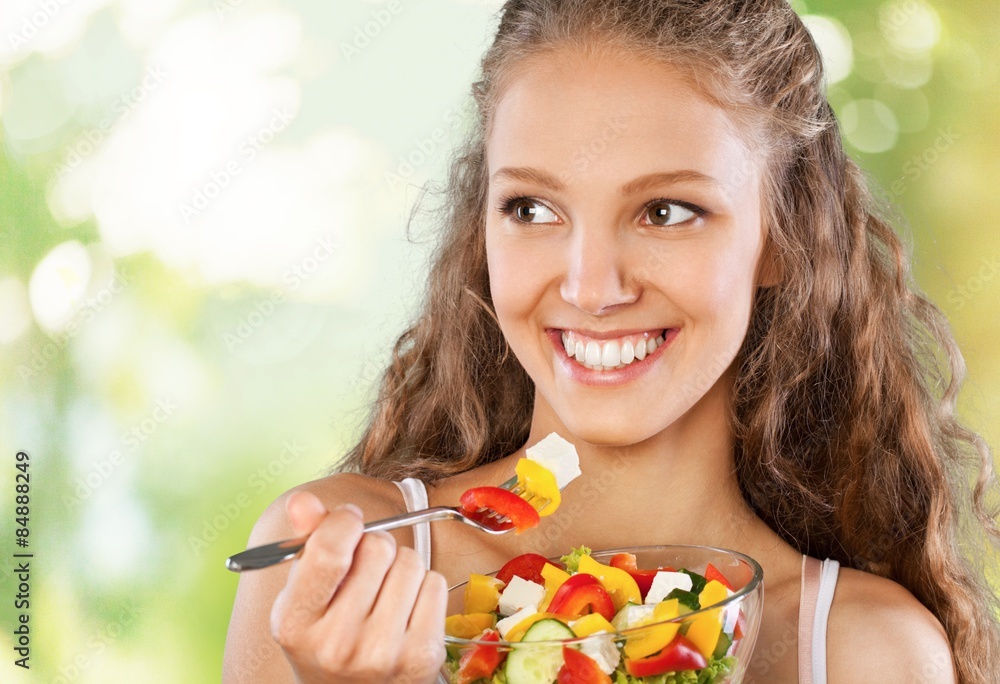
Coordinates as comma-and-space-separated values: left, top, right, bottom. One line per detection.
559, 415, 661, 448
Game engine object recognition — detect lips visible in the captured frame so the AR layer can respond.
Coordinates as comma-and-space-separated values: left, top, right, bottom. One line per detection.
545, 328, 678, 386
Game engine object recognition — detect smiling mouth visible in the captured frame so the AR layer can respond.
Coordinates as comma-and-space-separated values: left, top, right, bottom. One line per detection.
559, 329, 668, 371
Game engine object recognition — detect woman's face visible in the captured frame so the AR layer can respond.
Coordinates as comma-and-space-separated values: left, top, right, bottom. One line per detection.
485, 48, 774, 446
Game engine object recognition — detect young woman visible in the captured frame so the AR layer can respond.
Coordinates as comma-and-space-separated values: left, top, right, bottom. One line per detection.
223, 1, 1000, 682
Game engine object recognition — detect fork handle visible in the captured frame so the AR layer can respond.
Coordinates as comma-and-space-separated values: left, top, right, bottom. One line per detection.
225, 507, 463, 572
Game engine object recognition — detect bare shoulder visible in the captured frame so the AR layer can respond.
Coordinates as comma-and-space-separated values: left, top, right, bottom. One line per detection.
247, 472, 411, 546
827, 566, 955, 683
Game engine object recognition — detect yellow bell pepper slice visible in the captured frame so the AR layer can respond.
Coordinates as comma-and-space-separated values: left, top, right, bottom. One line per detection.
698, 579, 730, 610
623, 599, 681, 659
445, 612, 497, 638
685, 580, 729, 659
514, 457, 561, 516
577, 554, 642, 611
685, 611, 723, 659
464, 574, 504, 614
539, 562, 571, 611
570, 613, 617, 637
505, 612, 565, 642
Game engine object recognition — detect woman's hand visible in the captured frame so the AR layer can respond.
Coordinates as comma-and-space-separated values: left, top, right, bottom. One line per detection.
269, 491, 448, 684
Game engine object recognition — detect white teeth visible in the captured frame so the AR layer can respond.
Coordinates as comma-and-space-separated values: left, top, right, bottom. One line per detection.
560, 331, 668, 371
601, 340, 621, 366
621, 340, 635, 364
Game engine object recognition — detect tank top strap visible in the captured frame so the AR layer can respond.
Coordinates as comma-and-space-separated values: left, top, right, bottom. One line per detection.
798, 555, 840, 684
392, 477, 432, 570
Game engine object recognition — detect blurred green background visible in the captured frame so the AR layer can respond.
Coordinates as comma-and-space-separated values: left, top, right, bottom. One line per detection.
0, 0, 996, 681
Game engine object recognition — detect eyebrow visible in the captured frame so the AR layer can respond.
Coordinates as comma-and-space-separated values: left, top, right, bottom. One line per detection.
491, 166, 724, 196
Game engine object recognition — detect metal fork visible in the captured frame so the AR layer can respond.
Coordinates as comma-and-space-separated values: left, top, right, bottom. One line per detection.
226, 474, 550, 572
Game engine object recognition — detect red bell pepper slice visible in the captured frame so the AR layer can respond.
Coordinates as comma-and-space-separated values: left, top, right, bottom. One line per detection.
610, 553, 672, 601
624, 635, 707, 677
456, 630, 504, 684
547, 573, 615, 621
494, 553, 561, 586
558, 646, 612, 684
704, 563, 734, 591
459, 486, 540, 532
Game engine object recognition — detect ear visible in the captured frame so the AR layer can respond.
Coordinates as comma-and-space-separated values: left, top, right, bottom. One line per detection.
756, 235, 784, 288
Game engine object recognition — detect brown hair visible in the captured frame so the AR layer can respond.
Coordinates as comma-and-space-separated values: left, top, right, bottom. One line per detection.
338, 1, 1000, 679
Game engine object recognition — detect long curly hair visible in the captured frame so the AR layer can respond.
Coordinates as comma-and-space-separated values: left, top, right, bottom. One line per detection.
337, 1, 1000, 679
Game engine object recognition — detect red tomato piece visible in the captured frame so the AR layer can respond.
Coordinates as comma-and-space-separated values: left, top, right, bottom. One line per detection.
704, 563, 735, 591
547, 573, 615, 621
558, 646, 612, 684
610, 552, 672, 601
459, 486, 540, 532
624, 635, 707, 677
456, 630, 504, 684
494, 553, 560, 586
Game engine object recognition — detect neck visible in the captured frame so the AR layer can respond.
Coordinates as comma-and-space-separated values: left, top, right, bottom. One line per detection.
520, 367, 775, 556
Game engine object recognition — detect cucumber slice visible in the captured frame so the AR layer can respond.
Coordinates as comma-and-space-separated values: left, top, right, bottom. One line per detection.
504, 618, 574, 684
611, 602, 641, 631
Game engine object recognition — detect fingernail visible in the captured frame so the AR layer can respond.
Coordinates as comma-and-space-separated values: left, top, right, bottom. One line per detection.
340, 503, 363, 517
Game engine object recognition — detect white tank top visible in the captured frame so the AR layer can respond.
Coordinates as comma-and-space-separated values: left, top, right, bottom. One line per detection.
393, 477, 839, 683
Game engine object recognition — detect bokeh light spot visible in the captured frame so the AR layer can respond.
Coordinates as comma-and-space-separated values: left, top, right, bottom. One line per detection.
802, 15, 854, 84
879, 0, 941, 54
840, 98, 900, 154
28, 240, 93, 331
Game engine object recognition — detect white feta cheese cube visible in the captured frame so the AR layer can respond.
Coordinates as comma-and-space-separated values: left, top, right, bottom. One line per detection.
645, 571, 694, 604
496, 604, 538, 640
624, 603, 656, 627
526, 433, 581, 489
578, 633, 621, 675
722, 601, 740, 633
497, 576, 546, 616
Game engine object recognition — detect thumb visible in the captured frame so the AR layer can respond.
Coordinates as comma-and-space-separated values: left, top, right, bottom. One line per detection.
285, 490, 330, 537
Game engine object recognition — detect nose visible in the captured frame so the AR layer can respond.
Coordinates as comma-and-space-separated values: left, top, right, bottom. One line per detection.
559, 226, 640, 316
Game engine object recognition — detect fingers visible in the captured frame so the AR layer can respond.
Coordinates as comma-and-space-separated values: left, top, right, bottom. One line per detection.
401, 571, 449, 680
363, 544, 427, 640
272, 500, 365, 640
270, 494, 449, 684
286, 490, 339, 536
318, 531, 399, 635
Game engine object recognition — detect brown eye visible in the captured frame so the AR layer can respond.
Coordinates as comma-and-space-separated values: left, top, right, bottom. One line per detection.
645, 200, 697, 227
499, 196, 559, 224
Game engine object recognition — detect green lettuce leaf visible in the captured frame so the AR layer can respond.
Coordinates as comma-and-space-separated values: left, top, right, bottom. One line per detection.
560, 545, 593, 573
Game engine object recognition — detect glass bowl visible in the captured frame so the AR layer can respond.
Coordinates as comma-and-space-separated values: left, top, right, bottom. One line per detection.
440, 545, 763, 684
